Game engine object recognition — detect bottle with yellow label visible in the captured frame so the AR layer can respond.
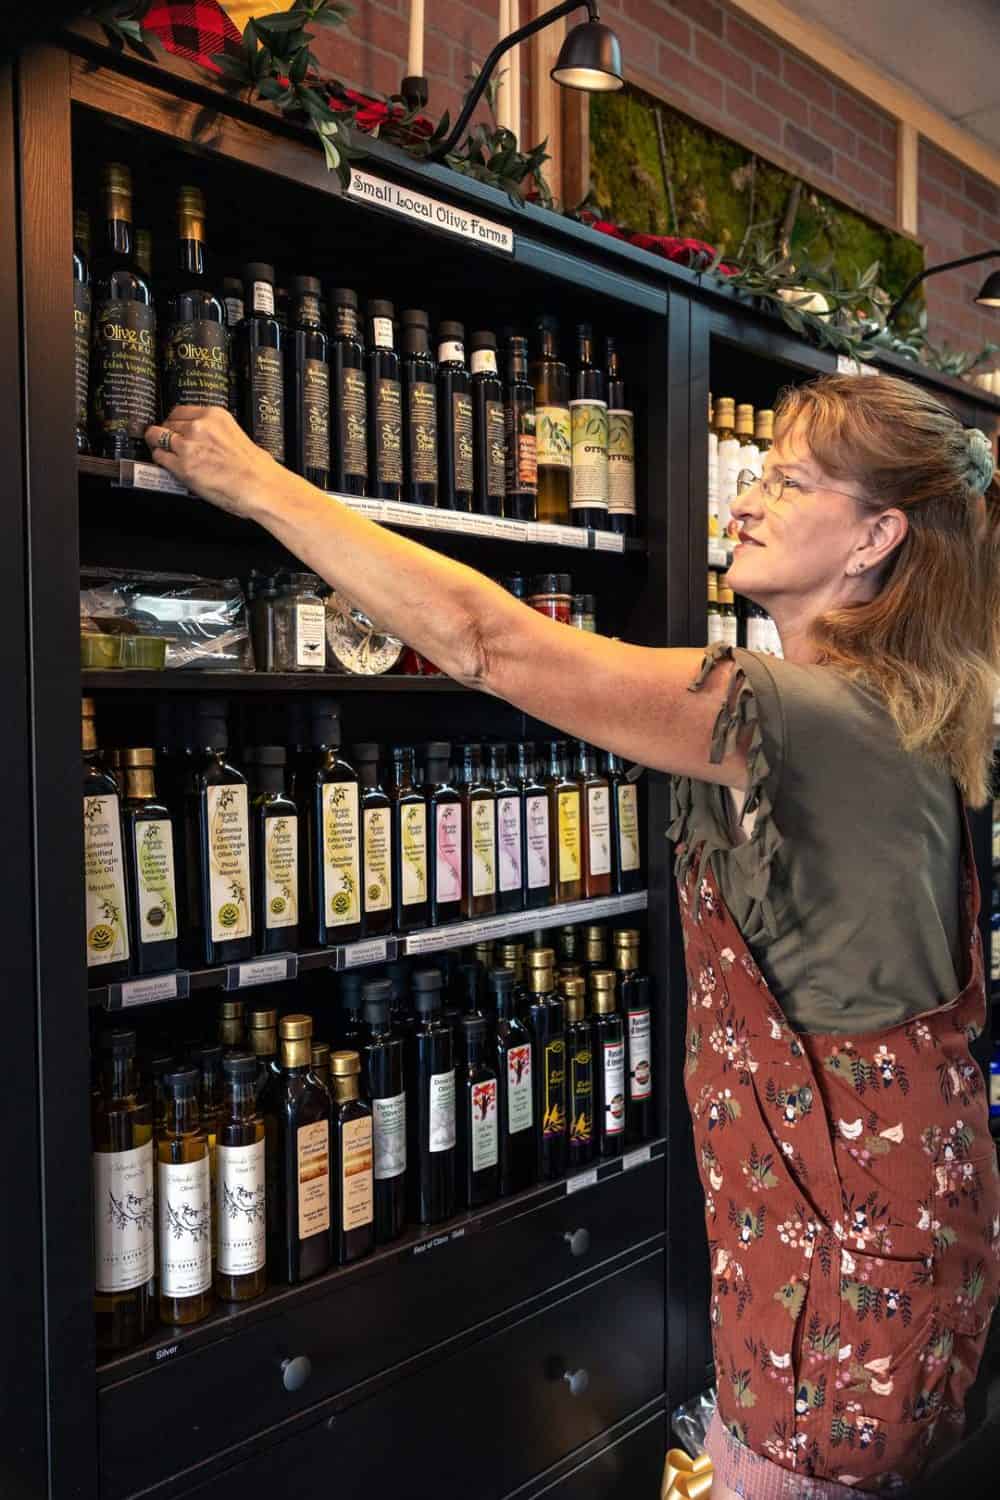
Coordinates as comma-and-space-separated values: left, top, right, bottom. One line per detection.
353, 743, 393, 940
309, 717, 361, 947
574, 741, 612, 899
458, 743, 497, 920
83, 697, 130, 983
246, 746, 299, 956
544, 740, 582, 903
264, 1015, 332, 1284
330, 1050, 375, 1265
390, 745, 429, 932
605, 752, 643, 895
187, 700, 253, 966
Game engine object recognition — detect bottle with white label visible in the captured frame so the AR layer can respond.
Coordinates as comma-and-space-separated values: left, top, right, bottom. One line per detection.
366, 297, 402, 500
234, 260, 285, 462
390, 745, 429, 932
470, 329, 506, 517
530, 314, 571, 524
707, 571, 723, 645
489, 967, 536, 1196
361, 980, 407, 1244
189, 1042, 223, 1264
272, 572, 327, 673
187, 701, 253, 965
570, 322, 609, 531
605, 335, 636, 536
436, 319, 473, 511
246, 745, 299, 955
457, 1015, 499, 1208
407, 969, 456, 1224
119, 747, 178, 975
92, 1028, 155, 1350
613, 931, 654, 1143
329, 1050, 375, 1264
525, 949, 567, 1182
311, 720, 362, 947
516, 741, 553, 910
707, 392, 719, 551
605, 752, 643, 896
215, 1052, 267, 1302
714, 398, 739, 556
458, 742, 496, 920
83, 697, 131, 983
574, 741, 612, 899
157, 1067, 214, 1326
718, 584, 739, 649
424, 740, 463, 925
590, 970, 625, 1159
489, 742, 524, 916
545, 740, 583, 904
264, 1014, 332, 1284
352, 742, 393, 939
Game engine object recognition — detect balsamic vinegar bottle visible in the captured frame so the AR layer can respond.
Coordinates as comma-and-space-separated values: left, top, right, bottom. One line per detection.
401, 308, 438, 505
222, 275, 244, 416
362, 979, 407, 1244
234, 262, 285, 463
524, 949, 567, 1181
246, 745, 299, 954
83, 697, 130, 983
312, 721, 362, 947
73, 207, 91, 453
560, 977, 594, 1169
265, 1014, 332, 1283
338, 971, 367, 1051
436, 321, 473, 511
120, 747, 179, 976
386, 959, 413, 1035
605, 335, 636, 535
470, 330, 506, 517
407, 969, 456, 1225
458, 743, 497, 919
454, 959, 486, 1020
517, 741, 554, 910
614, 930, 654, 1142
489, 967, 536, 1195
285, 273, 330, 487
290, 696, 339, 931
590, 970, 625, 1158
329, 287, 368, 496
390, 745, 429, 932
456, 1016, 499, 1208
583, 924, 608, 978
366, 298, 403, 500
575, 742, 612, 899
215, 1052, 267, 1302
569, 322, 609, 530
424, 741, 463, 925
92, 1028, 155, 1351
157, 1067, 214, 1326
352, 742, 393, 939
490, 743, 524, 915
530, 315, 570, 524
545, 740, 582, 904
606, 752, 643, 894
161, 185, 228, 415
503, 334, 537, 522
89, 162, 158, 459
186, 701, 253, 965
329, 1050, 375, 1264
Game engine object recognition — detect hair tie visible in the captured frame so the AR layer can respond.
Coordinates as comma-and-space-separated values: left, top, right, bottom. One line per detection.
964, 427, 995, 495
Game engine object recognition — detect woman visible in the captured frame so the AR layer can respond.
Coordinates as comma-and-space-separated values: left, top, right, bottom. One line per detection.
146, 372, 1000, 1496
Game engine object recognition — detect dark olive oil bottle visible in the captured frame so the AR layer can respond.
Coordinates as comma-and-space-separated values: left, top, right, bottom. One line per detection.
73, 207, 91, 453
366, 298, 402, 500
338, 971, 367, 1051
285, 273, 330, 487
470, 330, 505, 517
424, 741, 463, 925
310, 718, 361, 947
545, 740, 582, 904
489, 968, 536, 1195
92, 1028, 155, 1351
590, 970, 625, 1158
458, 743, 496, 919
234, 261, 285, 462
517, 741, 553, 910
329, 287, 368, 495
436, 321, 473, 511
330, 1050, 375, 1264
83, 698, 131, 984
186, 701, 253, 966
362, 980, 407, 1244
456, 1016, 499, 1208
265, 1015, 332, 1283
614, 931, 654, 1142
161, 186, 228, 415
353, 742, 393, 939
120, 747, 179, 976
407, 969, 456, 1224
215, 1052, 267, 1302
90, 162, 157, 459
561, 977, 594, 1169
246, 746, 299, 954
391, 745, 429, 932
157, 1067, 214, 1325
575, 742, 612, 899
524, 949, 567, 1181
490, 742, 524, 915
606, 752, 643, 894
503, 334, 537, 521
401, 308, 438, 504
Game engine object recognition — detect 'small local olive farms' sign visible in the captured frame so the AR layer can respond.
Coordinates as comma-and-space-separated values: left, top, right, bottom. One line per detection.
346, 168, 515, 256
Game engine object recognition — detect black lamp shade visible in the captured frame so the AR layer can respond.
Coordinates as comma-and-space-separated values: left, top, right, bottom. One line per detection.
975, 269, 1000, 308
550, 20, 623, 91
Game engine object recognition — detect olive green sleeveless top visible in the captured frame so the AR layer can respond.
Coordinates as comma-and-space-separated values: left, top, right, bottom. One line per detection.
668, 645, 961, 1035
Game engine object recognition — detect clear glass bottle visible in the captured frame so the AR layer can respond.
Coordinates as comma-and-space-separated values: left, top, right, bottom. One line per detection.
272, 572, 326, 673
606, 335, 636, 535
92, 1028, 155, 1351
189, 1042, 223, 1264
215, 1051, 267, 1302
569, 321, 609, 531
157, 1067, 214, 1326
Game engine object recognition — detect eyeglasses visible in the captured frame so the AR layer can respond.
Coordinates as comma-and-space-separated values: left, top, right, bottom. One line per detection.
736, 468, 862, 504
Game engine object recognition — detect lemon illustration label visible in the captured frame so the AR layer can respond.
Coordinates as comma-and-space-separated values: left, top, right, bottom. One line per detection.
206, 784, 251, 943
322, 781, 360, 928
400, 803, 427, 907
264, 814, 298, 930
607, 408, 636, 518
617, 783, 641, 873
471, 797, 496, 898
586, 786, 611, 878
557, 789, 582, 884
133, 818, 177, 944
363, 805, 391, 913
84, 793, 130, 966
569, 399, 609, 510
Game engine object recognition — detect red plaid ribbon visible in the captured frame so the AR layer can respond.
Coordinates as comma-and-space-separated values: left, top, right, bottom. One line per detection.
143, 1, 242, 73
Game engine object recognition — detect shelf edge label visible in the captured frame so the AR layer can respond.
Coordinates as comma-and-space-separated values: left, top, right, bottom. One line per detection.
346, 169, 514, 256
341, 938, 392, 968
623, 1145, 652, 1171
226, 954, 298, 990
113, 971, 189, 1009
566, 1166, 599, 1195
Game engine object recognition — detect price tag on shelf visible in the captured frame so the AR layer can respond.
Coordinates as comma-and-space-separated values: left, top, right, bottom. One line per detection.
387, 502, 437, 529
341, 937, 393, 969
566, 1167, 599, 1195
402, 928, 449, 956
109, 971, 190, 1009
120, 461, 189, 496
224, 954, 298, 990
341, 496, 386, 522
623, 1145, 652, 1172
593, 531, 624, 552
496, 519, 528, 543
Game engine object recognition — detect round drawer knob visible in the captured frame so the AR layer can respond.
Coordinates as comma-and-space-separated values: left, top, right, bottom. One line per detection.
563, 1368, 590, 1398
281, 1355, 313, 1392
563, 1227, 591, 1257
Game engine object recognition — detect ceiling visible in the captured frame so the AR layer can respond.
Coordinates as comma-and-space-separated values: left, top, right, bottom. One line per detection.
790, 0, 1000, 150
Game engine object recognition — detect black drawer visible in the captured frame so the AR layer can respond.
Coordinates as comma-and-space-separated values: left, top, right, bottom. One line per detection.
528, 1408, 667, 1499
99, 1157, 665, 1499
179, 1252, 666, 1500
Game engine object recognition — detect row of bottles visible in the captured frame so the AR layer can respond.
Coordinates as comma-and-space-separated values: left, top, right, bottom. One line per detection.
74, 168, 638, 532
707, 394, 772, 560
93, 925, 654, 1350
83, 696, 644, 980
707, 573, 782, 656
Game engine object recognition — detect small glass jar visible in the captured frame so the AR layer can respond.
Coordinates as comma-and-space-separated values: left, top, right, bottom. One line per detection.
528, 572, 573, 624
248, 571, 278, 673
272, 572, 327, 672
500, 573, 528, 601
571, 592, 596, 632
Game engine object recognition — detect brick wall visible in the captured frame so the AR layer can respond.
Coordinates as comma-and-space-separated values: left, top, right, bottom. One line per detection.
919, 141, 1000, 355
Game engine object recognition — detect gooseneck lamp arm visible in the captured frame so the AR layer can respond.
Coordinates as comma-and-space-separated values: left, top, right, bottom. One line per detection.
423, 0, 599, 163
887, 249, 1000, 324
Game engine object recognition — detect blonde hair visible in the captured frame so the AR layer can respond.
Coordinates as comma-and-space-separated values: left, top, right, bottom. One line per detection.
774, 373, 1000, 805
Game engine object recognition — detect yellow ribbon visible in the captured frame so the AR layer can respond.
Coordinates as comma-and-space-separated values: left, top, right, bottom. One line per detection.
661, 1449, 714, 1500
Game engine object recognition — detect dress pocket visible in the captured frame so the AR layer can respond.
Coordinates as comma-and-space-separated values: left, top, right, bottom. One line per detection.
835, 1246, 938, 1424
931, 1144, 1000, 1337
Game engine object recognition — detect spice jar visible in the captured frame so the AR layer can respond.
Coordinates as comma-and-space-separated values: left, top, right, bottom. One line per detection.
528, 572, 573, 624
571, 592, 596, 632
248, 571, 278, 673
272, 572, 327, 672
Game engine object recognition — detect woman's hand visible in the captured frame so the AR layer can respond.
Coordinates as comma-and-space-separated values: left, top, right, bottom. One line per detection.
144, 405, 278, 518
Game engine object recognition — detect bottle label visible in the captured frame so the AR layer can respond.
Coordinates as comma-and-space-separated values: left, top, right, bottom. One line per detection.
334, 305, 361, 339
607, 409, 636, 517
206, 783, 252, 943
618, 784, 641, 872
438, 340, 464, 364
536, 404, 571, 469
158, 1155, 212, 1297
400, 802, 428, 906
587, 785, 611, 877
453, 393, 474, 493
342, 1115, 374, 1230
471, 1078, 498, 1172
628, 1009, 652, 1100
375, 376, 403, 486
251, 281, 274, 315
557, 789, 582, 884
250, 347, 285, 462
435, 803, 462, 904
570, 1043, 593, 1145
134, 817, 178, 944
497, 793, 523, 893
264, 813, 298, 929
407, 381, 438, 484
216, 1138, 266, 1276
297, 1119, 331, 1237
603, 1040, 626, 1136
84, 792, 131, 966
507, 1045, 533, 1133
372, 315, 394, 349
373, 1091, 407, 1180
485, 400, 506, 499
470, 348, 498, 375
322, 781, 361, 928
471, 798, 497, 897
570, 400, 609, 510
543, 1038, 566, 1139
224, 294, 244, 328
721, 615, 739, 649
302, 356, 331, 471
91, 298, 157, 442
93, 1141, 154, 1292
504, 403, 537, 494
707, 610, 724, 647
363, 805, 392, 913
163, 319, 229, 409
294, 601, 326, 668
340, 367, 369, 480
525, 794, 551, 890
74, 280, 91, 431
429, 1069, 456, 1153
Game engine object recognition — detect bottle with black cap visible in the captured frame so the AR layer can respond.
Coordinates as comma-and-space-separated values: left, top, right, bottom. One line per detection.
265, 1014, 332, 1283
605, 751, 642, 894
514, 740, 552, 910
569, 321, 609, 530
187, 700, 253, 965
407, 968, 456, 1224
362, 977, 407, 1243
590, 970, 625, 1158
120, 747, 179, 975
285, 273, 330, 487
605, 335, 636, 535
330, 1050, 375, 1264
246, 745, 299, 955
470, 330, 505, 516
489, 967, 535, 1194
288, 696, 335, 925
424, 741, 463, 925
385, 958, 413, 1035
525, 948, 567, 1181
489, 742, 524, 915
366, 297, 402, 499
390, 746, 429, 932
92, 1027, 155, 1350
234, 261, 285, 462
157, 1065, 214, 1325
401, 308, 438, 504
575, 741, 612, 899
503, 333, 537, 521
329, 287, 368, 495
545, 739, 582, 904
306, 704, 361, 947
353, 743, 393, 939
453, 959, 486, 1024
215, 1051, 267, 1302
338, 970, 366, 1050
458, 743, 496, 919
560, 976, 594, 1168
161, 185, 228, 414
614, 930, 654, 1142
456, 1015, 499, 1208
436, 320, 472, 511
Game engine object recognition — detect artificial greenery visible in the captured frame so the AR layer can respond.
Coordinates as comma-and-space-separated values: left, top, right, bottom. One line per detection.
705, 250, 888, 361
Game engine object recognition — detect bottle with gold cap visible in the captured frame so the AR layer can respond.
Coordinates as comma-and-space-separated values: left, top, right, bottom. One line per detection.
559, 977, 594, 1169
92, 1027, 155, 1350
754, 408, 773, 454
718, 584, 738, 649
614, 930, 654, 1143
707, 571, 723, 646
310, 1041, 331, 1089
475, 938, 498, 975
488, 968, 536, 1195
248, 1007, 278, 1102
525, 949, 567, 1181
265, 1014, 332, 1284
83, 698, 131, 983
330, 1050, 375, 1265
215, 1051, 267, 1303
590, 970, 625, 1158
90, 162, 158, 459
218, 1000, 245, 1051
713, 397, 739, 552
161, 185, 228, 414
73, 207, 91, 453
120, 747, 179, 975
157, 1065, 214, 1326
582, 924, 608, 978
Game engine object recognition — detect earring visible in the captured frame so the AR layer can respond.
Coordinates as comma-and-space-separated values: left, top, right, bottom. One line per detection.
852, 563, 865, 575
